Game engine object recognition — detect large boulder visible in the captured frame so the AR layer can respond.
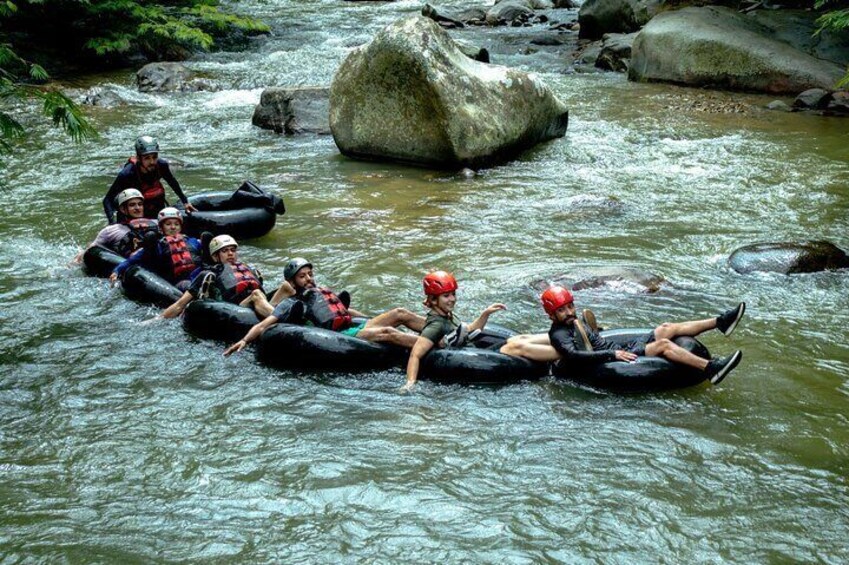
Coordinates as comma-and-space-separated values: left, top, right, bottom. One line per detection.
252, 87, 331, 135
628, 7, 846, 94
728, 241, 849, 274
329, 16, 569, 169
578, 0, 661, 40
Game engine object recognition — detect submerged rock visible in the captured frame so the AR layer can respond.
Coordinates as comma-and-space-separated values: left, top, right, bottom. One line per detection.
252, 87, 331, 135
81, 86, 126, 107
329, 16, 569, 169
136, 62, 220, 93
629, 7, 846, 94
532, 267, 666, 294
728, 241, 849, 274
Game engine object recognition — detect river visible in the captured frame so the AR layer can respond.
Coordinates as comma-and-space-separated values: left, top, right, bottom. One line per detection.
1, 0, 848, 561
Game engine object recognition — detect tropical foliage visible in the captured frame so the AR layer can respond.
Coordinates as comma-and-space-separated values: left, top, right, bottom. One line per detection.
815, 0, 849, 87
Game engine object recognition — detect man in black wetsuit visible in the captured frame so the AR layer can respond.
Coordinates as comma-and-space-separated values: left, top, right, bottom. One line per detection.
103, 135, 197, 223
502, 286, 745, 385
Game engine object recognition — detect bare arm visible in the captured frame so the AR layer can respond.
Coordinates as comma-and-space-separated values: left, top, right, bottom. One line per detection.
160, 291, 194, 319
467, 303, 506, 333
223, 314, 280, 356
403, 336, 435, 391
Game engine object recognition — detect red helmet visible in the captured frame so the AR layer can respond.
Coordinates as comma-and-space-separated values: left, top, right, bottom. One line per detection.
540, 286, 574, 315
423, 270, 458, 296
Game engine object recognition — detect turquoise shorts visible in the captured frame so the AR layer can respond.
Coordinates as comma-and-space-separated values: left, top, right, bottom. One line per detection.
339, 321, 367, 337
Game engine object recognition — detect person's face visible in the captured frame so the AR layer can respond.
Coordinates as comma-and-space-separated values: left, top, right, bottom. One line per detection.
433, 291, 457, 315
160, 218, 181, 236
551, 302, 576, 324
120, 198, 144, 219
292, 266, 315, 291
216, 245, 238, 264
139, 153, 158, 173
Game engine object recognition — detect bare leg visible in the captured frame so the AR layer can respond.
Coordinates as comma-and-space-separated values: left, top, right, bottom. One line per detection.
653, 318, 717, 341
357, 326, 419, 348
500, 333, 561, 362
269, 281, 296, 306
363, 308, 426, 332
240, 289, 274, 318
645, 338, 709, 370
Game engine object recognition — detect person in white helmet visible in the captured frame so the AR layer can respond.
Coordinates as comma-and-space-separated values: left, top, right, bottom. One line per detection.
159, 234, 289, 319
73, 188, 160, 263
102, 135, 197, 224
109, 207, 203, 290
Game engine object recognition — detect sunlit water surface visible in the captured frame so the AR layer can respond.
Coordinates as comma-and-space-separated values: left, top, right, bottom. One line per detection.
1, 0, 848, 561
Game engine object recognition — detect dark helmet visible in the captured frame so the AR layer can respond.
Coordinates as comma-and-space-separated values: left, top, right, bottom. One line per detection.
284, 257, 312, 281
135, 135, 160, 156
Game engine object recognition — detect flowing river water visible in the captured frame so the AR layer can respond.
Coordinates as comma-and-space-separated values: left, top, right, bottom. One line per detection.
2, 0, 848, 561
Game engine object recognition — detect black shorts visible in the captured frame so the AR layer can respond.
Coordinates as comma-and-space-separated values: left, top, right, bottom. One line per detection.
624, 331, 655, 356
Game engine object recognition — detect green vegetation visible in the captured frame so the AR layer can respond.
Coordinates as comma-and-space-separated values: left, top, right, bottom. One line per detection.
0, 0, 268, 167
816, 0, 849, 87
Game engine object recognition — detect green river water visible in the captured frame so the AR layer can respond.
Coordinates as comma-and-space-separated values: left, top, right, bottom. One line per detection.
1, 0, 848, 561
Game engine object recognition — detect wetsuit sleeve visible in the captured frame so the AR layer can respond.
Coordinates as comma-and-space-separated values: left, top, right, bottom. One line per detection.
549, 325, 617, 363
114, 248, 146, 277
159, 160, 188, 204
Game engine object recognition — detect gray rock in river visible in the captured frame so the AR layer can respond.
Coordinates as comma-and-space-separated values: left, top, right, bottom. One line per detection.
422, 3, 465, 28
532, 267, 666, 294
486, 0, 535, 26
81, 86, 126, 108
728, 241, 849, 274
329, 16, 569, 169
826, 91, 849, 115
137, 62, 220, 93
628, 7, 846, 94
595, 32, 637, 72
578, 0, 661, 40
252, 87, 331, 135
793, 88, 833, 110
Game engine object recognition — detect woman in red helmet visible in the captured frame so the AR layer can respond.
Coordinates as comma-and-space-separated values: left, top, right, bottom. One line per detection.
502, 285, 746, 385
403, 271, 506, 391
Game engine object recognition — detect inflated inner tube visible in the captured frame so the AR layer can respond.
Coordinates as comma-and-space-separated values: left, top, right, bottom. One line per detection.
551, 328, 711, 391
419, 324, 549, 385
256, 319, 408, 371
183, 300, 262, 343
177, 181, 285, 240
83, 245, 124, 278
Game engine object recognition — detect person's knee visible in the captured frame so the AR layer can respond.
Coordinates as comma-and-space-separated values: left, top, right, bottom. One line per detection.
655, 338, 674, 352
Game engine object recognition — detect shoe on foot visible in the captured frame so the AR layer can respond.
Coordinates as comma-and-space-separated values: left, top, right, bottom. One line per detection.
582, 309, 599, 333
199, 272, 215, 300
717, 302, 746, 336
443, 324, 470, 349
707, 350, 742, 385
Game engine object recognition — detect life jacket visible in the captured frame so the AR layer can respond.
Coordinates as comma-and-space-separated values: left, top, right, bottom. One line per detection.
301, 287, 352, 331
215, 261, 263, 303
116, 218, 160, 257
127, 156, 166, 217
159, 235, 201, 283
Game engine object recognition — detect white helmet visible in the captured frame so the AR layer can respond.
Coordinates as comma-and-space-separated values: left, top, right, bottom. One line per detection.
116, 188, 143, 208
157, 207, 182, 225
209, 234, 238, 257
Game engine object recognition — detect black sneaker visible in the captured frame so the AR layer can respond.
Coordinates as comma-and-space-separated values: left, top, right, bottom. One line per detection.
707, 350, 743, 385
198, 272, 214, 300
582, 309, 599, 333
716, 302, 746, 336
443, 324, 469, 349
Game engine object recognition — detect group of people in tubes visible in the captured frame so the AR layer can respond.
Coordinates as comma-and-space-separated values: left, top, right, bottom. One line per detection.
75, 136, 748, 391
